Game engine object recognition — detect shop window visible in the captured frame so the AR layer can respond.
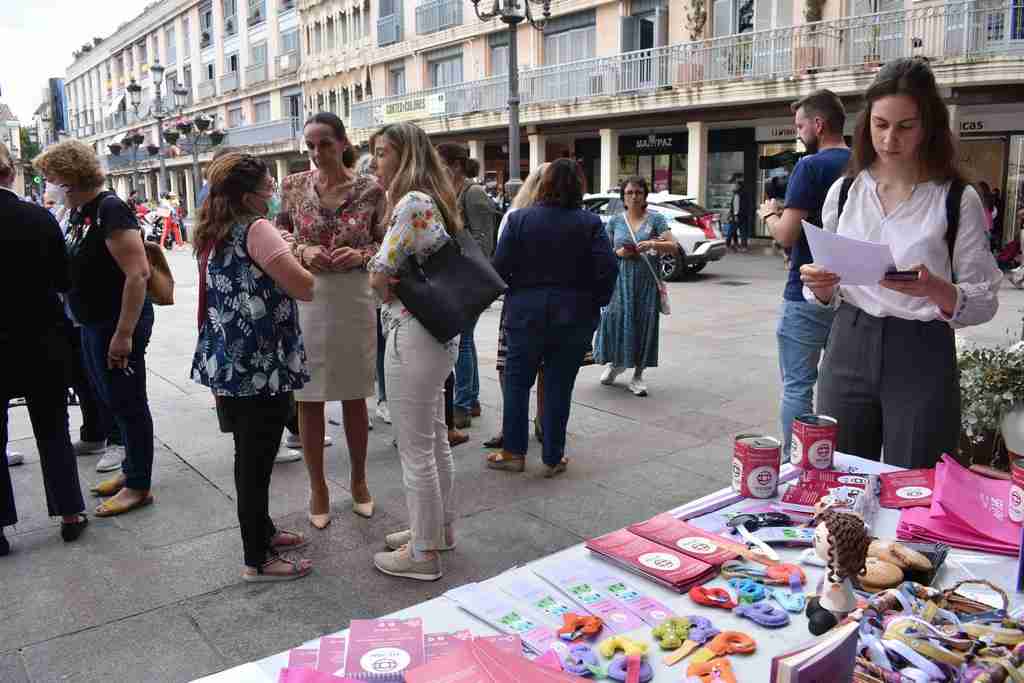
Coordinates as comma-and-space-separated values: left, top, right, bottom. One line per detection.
706, 150, 745, 219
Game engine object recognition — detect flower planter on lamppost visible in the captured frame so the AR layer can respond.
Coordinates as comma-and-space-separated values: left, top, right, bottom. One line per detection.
179, 113, 225, 211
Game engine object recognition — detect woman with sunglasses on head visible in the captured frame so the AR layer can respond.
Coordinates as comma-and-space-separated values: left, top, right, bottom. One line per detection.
277, 113, 387, 529
801, 57, 1001, 468
594, 175, 677, 397
191, 153, 315, 582
34, 140, 156, 518
368, 122, 462, 581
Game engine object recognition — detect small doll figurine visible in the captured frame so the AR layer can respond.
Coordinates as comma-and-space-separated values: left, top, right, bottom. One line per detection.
805, 508, 870, 634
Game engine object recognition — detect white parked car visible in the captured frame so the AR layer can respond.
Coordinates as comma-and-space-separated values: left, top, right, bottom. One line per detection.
582, 192, 728, 280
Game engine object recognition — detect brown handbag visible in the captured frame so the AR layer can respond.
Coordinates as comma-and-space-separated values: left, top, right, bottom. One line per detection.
143, 241, 175, 305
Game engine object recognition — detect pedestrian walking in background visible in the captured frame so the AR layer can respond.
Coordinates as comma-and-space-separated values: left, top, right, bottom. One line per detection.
726, 175, 751, 252
490, 159, 618, 476
483, 163, 549, 450
758, 89, 850, 461
277, 113, 386, 528
368, 122, 462, 581
0, 142, 88, 557
191, 153, 315, 582
801, 57, 1001, 468
594, 175, 677, 397
436, 143, 498, 430
34, 140, 157, 518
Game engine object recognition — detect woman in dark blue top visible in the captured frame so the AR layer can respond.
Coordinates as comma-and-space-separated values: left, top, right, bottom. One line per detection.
489, 159, 618, 477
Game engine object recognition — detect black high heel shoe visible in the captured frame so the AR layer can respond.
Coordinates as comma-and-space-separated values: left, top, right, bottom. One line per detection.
61, 515, 89, 542
0, 532, 9, 556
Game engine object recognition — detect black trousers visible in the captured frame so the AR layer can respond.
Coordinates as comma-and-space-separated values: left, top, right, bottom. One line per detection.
1, 368, 85, 527
216, 392, 293, 567
816, 303, 959, 469
444, 372, 455, 429
66, 318, 121, 445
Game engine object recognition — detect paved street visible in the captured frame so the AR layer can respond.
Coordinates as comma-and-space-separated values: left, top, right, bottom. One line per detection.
2, 248, 1021, 682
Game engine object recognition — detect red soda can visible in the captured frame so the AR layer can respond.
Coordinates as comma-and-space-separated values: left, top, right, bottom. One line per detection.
733, 434, 782, 499
1009, 457, 1024, 524
790, 415, 838, 470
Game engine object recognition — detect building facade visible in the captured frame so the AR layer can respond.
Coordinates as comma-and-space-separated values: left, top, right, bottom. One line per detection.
63, 0, 308, 215
62, 0, 1024, 240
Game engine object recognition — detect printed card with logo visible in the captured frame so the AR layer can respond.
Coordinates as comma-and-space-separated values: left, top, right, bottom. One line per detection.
343, 618, 424, 681
628, 513, 739, 566
879, 469, 935, 509
582, 568, 678, 626
532, 562, 648, 633
584, 529, 717, 593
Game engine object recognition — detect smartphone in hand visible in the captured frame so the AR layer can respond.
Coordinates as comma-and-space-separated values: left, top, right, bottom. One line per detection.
884, 270, 919, 282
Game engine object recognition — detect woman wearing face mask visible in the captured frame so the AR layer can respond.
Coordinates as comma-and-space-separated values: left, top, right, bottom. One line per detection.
801, 58, 1001, 468
34, 140, 156, 517
191, 153, 315, 581
276, 113, 387, 529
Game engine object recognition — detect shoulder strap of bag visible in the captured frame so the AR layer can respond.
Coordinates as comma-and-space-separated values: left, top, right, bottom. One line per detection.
622, 214, 662, 283
836, 177, 854, 223
946, 179, 965, 281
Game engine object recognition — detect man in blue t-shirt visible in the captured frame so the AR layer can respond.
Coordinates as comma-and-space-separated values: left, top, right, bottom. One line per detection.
758, 90, 850, 460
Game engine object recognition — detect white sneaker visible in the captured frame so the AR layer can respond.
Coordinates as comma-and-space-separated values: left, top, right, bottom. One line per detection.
600, 365, 625, 386
95, 446, 126, 473
6, 451, 24, 467
629, 378, 648, 397
284, 434, 333, 449
374, 545, 442, 581
375, 401, 392, 425
73, 439, 107, 456
275, 449, 303, 464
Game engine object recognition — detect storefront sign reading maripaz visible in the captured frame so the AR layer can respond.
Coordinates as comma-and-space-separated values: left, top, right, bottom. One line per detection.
375, 92, 447, 125
619, 133, 688, 155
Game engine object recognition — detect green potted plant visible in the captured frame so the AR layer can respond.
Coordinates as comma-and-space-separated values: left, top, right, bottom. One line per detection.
863, 25, 882, 68
679, 0, 708, 85
959, 341, 1024, 470
795, 0, 827, 73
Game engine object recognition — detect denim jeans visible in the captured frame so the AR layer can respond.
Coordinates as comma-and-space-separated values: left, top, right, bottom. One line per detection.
68, 318, 122, 445
776, 300, 835, 459
453, 315, 480, 413
503, 322, 592, 466
81, 301, 155, 490
385, 317, 458, 554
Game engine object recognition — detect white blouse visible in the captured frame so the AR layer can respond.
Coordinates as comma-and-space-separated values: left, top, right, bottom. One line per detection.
806, 171, 1002, 327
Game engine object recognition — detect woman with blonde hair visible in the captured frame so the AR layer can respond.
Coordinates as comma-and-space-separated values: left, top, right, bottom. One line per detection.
34, 139, 155, 518
191, 153, 315, 581
368, 122, 462, 581
483, 163, 548, 450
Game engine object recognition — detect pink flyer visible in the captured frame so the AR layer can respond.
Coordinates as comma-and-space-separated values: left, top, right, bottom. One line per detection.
288, 648, 319, 669
343, 618, 425, 681
424, 630, 472, 662
315, 636, 348, 675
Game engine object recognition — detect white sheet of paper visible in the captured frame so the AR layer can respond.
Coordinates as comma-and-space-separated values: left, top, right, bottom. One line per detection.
802, 220, 896, 285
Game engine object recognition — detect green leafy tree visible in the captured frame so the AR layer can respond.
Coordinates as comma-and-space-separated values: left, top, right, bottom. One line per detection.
20, 128, 40, 160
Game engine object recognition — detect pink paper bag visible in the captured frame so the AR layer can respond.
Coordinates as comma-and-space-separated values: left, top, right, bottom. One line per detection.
931, 455, 1018, 547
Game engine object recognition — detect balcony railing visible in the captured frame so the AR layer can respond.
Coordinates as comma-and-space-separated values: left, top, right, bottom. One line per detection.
198, 80, 217, 99
378, 14, 402, 46
223, 117, 301, 146
221, 71, 240, 92
246, 62, 268, 86
352, 0, 1024, 129
416, 0, 462, 35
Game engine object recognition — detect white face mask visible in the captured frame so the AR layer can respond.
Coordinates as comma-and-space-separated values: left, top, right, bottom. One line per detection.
47, 183, 67, 205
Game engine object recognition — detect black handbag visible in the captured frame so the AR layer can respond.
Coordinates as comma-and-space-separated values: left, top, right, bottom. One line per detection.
394, 228, 507, 343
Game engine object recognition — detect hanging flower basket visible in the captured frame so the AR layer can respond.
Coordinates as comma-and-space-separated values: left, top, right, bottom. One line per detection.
209, 130, 226, 146
107, 143, 123, 156
146, 144, 160, 156
194, 115, 213, 132
132, 132, 146, 146
176, 120, 193, 134
163, 129, 181, 145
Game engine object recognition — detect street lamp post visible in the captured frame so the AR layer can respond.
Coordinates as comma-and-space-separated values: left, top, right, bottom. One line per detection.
108, 130, 146, 198
127, 60, 177, 196
470, 0, 550, 201
169, 114, 225, 211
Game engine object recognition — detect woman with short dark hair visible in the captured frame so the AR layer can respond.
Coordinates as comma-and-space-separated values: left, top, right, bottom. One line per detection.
277, 112, 387, 528
594, 175, 677, 397
801, 58, 1001, 468
489, 159, 618, 477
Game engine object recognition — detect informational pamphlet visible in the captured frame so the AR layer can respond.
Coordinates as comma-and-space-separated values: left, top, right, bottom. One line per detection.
532, 561, 648, 632
315, 637, 347, 675
424, 630, 472, 662
445, 583, 560, 655
343, 619, 424, 681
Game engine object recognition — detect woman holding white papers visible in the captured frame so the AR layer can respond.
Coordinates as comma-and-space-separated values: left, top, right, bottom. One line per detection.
800, 57, 1001, 469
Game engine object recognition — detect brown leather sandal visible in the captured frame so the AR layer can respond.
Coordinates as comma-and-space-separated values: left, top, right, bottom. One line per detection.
486, 451, 526, 473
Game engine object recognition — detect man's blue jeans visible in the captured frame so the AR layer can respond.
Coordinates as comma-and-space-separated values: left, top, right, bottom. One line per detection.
453, 316, 479, 413
776, 300, 835, 460
81, 302, 155, 490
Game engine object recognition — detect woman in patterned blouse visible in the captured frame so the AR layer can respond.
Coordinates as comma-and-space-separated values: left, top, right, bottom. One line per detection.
368, 122, 463, 581
191, 153, 315, 581
276, 113, 388, 529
